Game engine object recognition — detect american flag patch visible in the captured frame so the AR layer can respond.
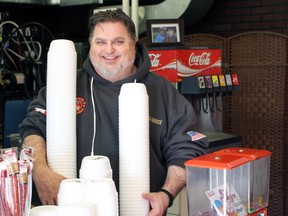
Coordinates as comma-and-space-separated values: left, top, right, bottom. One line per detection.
187, 131, 206, 141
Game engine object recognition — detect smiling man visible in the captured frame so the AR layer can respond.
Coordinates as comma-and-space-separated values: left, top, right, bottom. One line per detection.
20, 9, 208, 216
89, 20, 137, 82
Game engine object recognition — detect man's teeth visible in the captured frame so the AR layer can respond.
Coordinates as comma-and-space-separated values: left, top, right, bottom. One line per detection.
105, 56, 116, 59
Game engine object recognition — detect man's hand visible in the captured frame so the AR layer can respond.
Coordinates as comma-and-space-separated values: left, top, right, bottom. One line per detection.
142, 191, 170, 216
22, 135, 67, 205
142, 165, 187, 216
33, 164, 66, 205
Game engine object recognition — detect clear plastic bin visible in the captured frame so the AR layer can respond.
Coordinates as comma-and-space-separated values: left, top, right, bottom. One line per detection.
213, 147, 271, 214
185, 153, 250, 216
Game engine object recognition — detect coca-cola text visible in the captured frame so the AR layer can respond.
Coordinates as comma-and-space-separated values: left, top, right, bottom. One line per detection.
189, 52, 211, 66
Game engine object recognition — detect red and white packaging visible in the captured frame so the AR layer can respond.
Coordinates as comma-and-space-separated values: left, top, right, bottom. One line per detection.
0, 148, 33, 216
148, 47, 222, 82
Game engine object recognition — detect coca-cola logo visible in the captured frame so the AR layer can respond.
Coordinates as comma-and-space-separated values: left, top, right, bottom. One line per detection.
188, 52, 211, 66
149, 53, 161, 67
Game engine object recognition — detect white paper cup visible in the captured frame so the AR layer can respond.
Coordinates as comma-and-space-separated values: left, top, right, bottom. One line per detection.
119, 83, 147, 96
79, 168, 113, 180
57, 178, 88, 205
48, 39, 76, 53
80, 155, 112, 179
56, 203, 94, 216
84, 178, 118, 216
85, 178, 117, 200
29, 205, 58, 216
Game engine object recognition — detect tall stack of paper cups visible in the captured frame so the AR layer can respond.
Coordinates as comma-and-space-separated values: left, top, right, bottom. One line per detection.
46, 39, 77, 178
119, 82, 150, 215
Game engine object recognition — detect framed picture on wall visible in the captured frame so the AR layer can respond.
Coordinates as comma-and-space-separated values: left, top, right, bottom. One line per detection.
146, 19, 185, 47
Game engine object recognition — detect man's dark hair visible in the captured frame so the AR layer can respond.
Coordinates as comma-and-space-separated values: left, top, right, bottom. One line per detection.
89, 9, 136, 42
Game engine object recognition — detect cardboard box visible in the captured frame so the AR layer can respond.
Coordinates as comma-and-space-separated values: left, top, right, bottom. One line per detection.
148, 47, 222, 82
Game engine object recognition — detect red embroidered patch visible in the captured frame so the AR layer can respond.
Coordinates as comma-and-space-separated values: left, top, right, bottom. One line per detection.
76, 97, 86, 115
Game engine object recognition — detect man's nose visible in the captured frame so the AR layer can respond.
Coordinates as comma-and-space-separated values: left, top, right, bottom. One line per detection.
106, 42, 115, 53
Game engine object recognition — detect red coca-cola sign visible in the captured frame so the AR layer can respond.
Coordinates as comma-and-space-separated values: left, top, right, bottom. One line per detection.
148, 47, 222, 82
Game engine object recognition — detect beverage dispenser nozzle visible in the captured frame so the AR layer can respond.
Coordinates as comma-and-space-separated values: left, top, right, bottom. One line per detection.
225, 74, 233, 95
215, 95, 222, 112
195, 95, 202, 115
202, 95, 209, 114
198, 76, 209, 114
218, 74, 227, 96
204, 76, 214, 113
208, 96, 215, 113
178, 76, 206, 115
211, 75, 221, 112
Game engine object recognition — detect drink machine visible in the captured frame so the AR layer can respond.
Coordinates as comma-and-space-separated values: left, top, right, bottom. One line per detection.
148, 46, 241, 151
184, 147, 271, 216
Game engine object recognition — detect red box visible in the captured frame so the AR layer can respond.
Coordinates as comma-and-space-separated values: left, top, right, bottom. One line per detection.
148, 47, 222, 82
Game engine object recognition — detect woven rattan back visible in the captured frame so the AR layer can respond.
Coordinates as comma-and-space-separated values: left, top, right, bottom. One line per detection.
226, 31, 288, 215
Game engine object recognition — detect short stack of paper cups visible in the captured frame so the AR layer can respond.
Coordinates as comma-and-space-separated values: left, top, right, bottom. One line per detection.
57, 178, 89, 206
79, 155, 113, 180
119, 82, 150, 215
57, 178, 118, 216
84, 178, 119, 215
46, 39, 77, 179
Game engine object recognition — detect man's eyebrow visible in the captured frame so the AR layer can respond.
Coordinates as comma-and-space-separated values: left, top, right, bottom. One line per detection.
94, 37, 125, 41
94, 37, 106, 41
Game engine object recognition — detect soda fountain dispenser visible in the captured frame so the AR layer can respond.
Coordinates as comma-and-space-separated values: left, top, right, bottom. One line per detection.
178, 72, 240, 152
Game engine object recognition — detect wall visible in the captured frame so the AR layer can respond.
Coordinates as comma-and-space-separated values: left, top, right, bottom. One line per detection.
1, 0, 287, 40
186, 0, 288, 37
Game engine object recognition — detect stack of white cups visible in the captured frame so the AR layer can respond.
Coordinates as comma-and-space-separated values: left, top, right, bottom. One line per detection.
55, 155, 118, 216
84, 178, 118, 215
46, 39, 77, 179
57, 203, 95, 216
119, 82, 150, 215
79, 155, 113, 179
57, 178, 95, 216
79, 155, 118, 215
57, 177, 118, 216
57, 179, 89, 206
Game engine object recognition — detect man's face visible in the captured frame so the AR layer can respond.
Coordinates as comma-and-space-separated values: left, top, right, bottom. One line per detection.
89, 21, 136, 82
168, 29, 174, 37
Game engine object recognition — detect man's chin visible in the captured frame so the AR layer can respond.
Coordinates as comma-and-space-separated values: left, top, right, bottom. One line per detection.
98, 69, 120, 77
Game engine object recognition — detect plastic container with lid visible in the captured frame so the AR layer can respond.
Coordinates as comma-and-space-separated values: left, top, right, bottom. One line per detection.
185, 153, 251, 216
213, 147, 271, 214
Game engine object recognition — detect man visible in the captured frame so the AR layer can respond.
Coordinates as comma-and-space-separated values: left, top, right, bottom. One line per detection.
154, 27, 166, 42
164, 27, 177, 42
20, 9, 208, 215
